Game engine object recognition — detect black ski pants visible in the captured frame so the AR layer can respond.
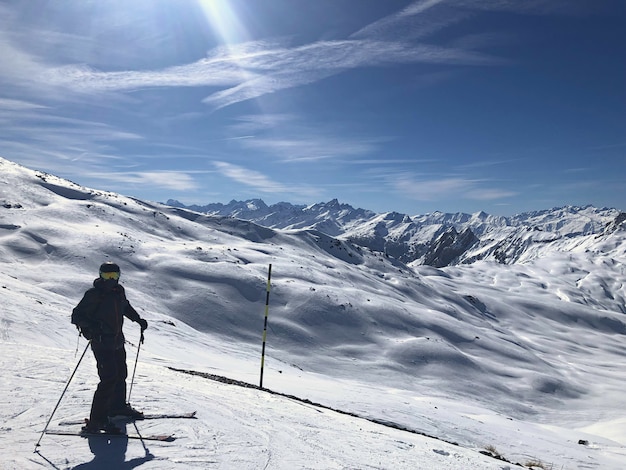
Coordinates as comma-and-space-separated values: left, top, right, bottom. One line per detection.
89, 337, 128, 424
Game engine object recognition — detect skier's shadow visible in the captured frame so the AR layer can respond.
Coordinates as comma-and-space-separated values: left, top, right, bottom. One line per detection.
71, 425, 154, 470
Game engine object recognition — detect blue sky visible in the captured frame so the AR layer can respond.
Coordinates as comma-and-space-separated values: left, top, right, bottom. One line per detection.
0, 0, 624, 216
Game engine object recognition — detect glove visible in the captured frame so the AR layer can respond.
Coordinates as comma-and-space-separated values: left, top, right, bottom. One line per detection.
137, 318, 148, 331
80, 327, 93, 340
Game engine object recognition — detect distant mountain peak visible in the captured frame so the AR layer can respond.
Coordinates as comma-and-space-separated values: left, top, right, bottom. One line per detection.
603, 212, 626, 235
167, 198, 623, 267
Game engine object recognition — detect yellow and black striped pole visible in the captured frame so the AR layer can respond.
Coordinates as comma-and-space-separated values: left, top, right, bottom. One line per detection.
259, 264, 272, 388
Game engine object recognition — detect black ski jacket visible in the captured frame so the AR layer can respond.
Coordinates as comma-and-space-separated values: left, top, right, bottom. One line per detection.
72, 278, 141, 344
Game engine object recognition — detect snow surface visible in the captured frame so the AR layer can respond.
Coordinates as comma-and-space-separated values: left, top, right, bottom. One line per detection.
1, 157, 625, 469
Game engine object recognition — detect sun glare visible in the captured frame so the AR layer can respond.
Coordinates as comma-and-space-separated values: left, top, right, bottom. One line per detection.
197, 0, 248, 45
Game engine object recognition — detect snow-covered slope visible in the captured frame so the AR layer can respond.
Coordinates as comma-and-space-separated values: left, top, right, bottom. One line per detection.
2, 157, 626, 469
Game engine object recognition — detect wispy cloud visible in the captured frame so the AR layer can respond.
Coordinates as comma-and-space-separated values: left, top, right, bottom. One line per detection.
0, 98, 47, 111
563, 167, 590, 174
1, 8, 506, 111
466, 188, 518, 200
0, 114, 142, 164
0, 0, 586, 114
351, 159, 430, 165
93, 171, 200, 191
224, 112, 386, 162
213, 161, 320, 197
452, 0, 589, 16
352, 0, 586, 45
0, 108, 145, 179
588, 142, 626, 151
0, 35, 47, 87
30, 36, 465, 109
239, 135, 382, 163
456, 158, 520, 169
230, 113, 299, 132
395, 176, 476, 200
393, 174, 517, 201
202, 39, 505, 110
351, 0, 469, 41
214, 161, 287, 193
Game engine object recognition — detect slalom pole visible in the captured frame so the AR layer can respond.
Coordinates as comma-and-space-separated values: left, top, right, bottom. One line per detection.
35, 340, 91, 450
259, 264, 272, 389
127, 328, 144, 405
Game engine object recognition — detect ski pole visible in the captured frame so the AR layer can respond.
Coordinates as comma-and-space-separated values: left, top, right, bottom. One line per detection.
259, 264, 272, 389
127, 328, 144, 404
35, 340, 91, 450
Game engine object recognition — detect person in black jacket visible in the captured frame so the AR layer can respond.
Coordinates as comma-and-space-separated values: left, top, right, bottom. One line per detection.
72, 262, 148, 433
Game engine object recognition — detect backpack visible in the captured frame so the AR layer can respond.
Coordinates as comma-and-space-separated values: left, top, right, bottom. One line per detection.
71, 290, 104, 340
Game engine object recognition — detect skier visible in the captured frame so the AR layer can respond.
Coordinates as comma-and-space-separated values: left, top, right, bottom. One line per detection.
71, 262, 148, 433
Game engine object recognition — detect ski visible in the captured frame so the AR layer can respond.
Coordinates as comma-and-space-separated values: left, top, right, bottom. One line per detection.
59, 411, 196, 426
44, 429, 176, 442
126, 411, 197, 420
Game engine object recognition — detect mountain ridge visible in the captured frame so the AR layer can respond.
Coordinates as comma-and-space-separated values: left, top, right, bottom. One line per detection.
167, 198, 625, 267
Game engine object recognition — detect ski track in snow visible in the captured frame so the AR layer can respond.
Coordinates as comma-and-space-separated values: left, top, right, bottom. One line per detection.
2, 345, 511, 470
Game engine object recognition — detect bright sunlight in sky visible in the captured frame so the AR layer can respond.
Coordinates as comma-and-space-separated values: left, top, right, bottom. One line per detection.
0, 0, 624, 215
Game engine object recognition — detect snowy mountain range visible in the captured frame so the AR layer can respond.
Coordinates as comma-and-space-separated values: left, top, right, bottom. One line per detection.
2, 156, 626, 469
167, 198, 625, 267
